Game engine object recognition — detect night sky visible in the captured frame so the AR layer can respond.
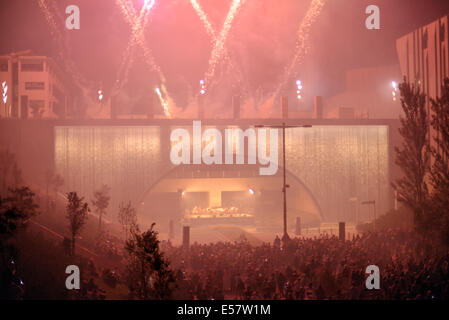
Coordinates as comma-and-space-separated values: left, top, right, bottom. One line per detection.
1, 0, 448, 114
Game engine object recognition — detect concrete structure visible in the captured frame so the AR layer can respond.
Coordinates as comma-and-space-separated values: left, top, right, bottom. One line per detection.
0, 118, 401, 235
396, 14, 449, 152
396, 15, 449, 101
0, 52, 71, 119
314, 96, 323, 119
325, 65, 402, 119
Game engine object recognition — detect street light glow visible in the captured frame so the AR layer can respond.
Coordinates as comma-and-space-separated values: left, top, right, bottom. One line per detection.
2, 81, 7, 104
97, 90, 104, 102
391, 80, 398, 101
200, 79, 206, 95
296, 80, 303, 100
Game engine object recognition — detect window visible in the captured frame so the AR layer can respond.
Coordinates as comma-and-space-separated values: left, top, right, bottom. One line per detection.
25, 82, 45, 90
21, 60, 44, 72
29, 100, 45, 109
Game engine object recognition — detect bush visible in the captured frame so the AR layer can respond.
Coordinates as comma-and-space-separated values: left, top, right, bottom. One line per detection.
101, 268, 119, 288
357, 206, 413, 232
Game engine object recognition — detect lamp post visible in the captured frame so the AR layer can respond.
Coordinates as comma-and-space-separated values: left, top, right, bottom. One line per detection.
254, 122, 312, 243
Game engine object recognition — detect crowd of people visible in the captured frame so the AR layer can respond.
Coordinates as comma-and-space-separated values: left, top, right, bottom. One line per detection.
160, 229, 449, 300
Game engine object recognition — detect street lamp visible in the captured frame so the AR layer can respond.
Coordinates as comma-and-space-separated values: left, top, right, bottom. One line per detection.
296, 80, 303, 100
254, 122, 312, 243
200, 80, 206, 95
391, 81, 398, 101
98, 90, 104, 103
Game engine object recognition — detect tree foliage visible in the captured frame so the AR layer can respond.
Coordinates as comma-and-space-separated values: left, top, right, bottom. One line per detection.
393, 79, 430, 232
124, 224, 175, 299
0, 149, 22, 197
429, 78, 449, 243
0, 187, 39, 238
118, 201, 137, 240
0, 187, 39, 300
66, 192, 89, 255
44, 169, 64, 212
92, 184, 110, 231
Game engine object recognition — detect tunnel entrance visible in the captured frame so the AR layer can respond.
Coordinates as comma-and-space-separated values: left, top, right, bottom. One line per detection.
137, 164, 323, 242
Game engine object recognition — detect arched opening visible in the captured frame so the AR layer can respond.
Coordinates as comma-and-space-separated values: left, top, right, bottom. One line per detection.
137, 164, 323, 243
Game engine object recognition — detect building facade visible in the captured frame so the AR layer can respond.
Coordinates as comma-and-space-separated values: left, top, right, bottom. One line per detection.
396, 15, 449, 101
0, 53, 71, 119
396, 15, 449, 157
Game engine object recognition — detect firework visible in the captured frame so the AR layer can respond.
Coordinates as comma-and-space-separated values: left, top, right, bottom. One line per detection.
155, 87, 171, 118
190, 0, 246, 95
114, 0, 157, 91
203, 0, 245, 86
114, 0, 175, 117
37, 0, 95, 105
262, 0, 326, 111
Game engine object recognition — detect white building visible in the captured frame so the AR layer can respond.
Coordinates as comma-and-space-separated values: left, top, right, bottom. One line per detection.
0, 52, 71, 119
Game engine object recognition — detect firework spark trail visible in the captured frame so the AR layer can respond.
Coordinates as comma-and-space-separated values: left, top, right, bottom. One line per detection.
37, 0, 94, 96
204, 0, 245, 86
37, 0, 65, 58
190, 0, 214, 41
115, 0, 146, 81
190, 0, 246, 94
114, 0, 156, 92
155, 87, 171, 118
261, 0, 326, 112
120, 0, 165, 82
283, 0, 326, 89
114, 0, 176, 117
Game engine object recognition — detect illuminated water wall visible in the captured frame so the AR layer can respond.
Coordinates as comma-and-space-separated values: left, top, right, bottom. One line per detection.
55, 126, 165, 213
54, 125, 389, 222
286, 125, 389, 221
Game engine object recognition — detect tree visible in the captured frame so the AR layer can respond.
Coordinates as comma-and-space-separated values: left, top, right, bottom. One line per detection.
44, 170, 64, 213
0, 149, 20, 197
393, 79, 430, 233
91, 185, 110, 231
118, 201, 137, 240
0, 187, 39, 297
44, 169, 53, 212
125, 224, 175, 299
429, 78, 449, 243
52, 174, 64, 204
66, 192, 89, 256
0, 187, 39, 239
